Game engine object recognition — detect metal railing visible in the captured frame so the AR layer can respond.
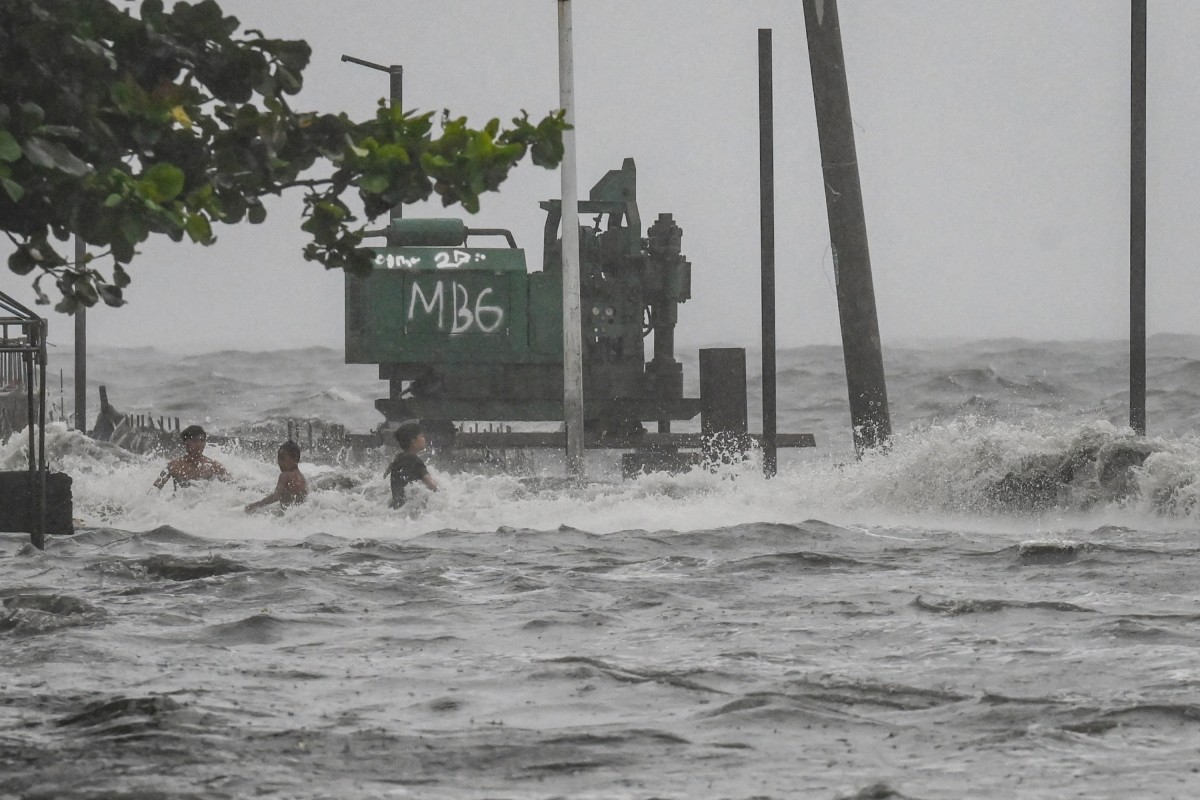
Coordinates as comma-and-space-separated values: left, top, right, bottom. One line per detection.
0, 291, 49, 549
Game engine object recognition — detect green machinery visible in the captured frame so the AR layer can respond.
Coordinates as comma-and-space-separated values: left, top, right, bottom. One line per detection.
346, 158, 814, 464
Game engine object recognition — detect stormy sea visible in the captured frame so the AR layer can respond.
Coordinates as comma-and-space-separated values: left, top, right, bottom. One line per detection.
4, 336, 1200, 799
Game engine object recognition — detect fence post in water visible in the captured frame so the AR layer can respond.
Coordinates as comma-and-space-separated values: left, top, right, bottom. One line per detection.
759, 28, 778, 477
1130, 0, 1147, 436
802, 0, 892, 454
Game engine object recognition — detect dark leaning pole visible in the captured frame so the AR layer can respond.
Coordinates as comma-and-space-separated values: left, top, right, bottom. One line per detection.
759, 28, 778, 477
1130, 0, 1147, 436
802, 0, 891, 453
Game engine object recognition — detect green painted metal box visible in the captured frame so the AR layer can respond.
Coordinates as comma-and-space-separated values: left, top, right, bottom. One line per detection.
345, 245, 563, 364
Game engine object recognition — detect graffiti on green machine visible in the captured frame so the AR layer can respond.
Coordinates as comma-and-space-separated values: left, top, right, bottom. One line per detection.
406, 279, 506, 334
377, 249, 492, 270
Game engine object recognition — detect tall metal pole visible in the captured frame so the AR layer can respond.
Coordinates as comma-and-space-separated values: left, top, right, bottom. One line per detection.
558, 0, 585, 476
802, 0, 891, 454
74, 235, 86, 432
389, 65, 404, 231
1130, 0, 1147, 435
340, 55, 404, 235
758, 29, 778, 478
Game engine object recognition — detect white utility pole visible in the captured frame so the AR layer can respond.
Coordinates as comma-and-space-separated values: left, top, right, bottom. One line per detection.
557, 0, 585, 476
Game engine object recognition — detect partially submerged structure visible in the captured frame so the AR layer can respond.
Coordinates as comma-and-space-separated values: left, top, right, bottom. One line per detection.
345, 159, 814, 474
0, 291, 71, 548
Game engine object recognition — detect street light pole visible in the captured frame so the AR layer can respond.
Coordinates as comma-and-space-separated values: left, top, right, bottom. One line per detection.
341, 54, 404, 238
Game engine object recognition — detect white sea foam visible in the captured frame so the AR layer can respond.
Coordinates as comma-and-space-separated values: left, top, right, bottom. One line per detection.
7, 414, 1195, 546
9, 339, 1200, 799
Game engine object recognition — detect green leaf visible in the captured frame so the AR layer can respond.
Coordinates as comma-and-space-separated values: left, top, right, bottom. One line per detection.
276, 65, 302, 95
1, 177, 23, 202
72, 276, 99, 306
54, 295, 80, 314
0, 130, 20, 162
98, 284, 125, 307
120, 215, 147, 245
22, 137, 90, 176
104, 193, 123, 207
8, 248, 37, 275
170, 0, 236, 40
32, 276, 49, 306
268, 39, 312, 74
184, 213, 213, 243
110, 81, 137, 112
359, 173, 389, 194
140, 163, 185, 202
247, 202, 267, 224
112, 237, 135, 263
113, 264, 131, 288
18, 102, 44, 130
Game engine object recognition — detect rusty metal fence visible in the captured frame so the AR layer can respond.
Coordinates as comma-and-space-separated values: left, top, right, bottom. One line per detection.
0, 291, 49, 549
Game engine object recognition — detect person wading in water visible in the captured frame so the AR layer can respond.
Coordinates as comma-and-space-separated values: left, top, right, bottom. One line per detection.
153, 425, 229, 490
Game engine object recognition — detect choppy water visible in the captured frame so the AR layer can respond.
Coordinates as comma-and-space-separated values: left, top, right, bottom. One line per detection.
4, 337, 1200, 799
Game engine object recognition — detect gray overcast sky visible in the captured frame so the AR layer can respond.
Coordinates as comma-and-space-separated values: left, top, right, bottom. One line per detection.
5, 1, 1197, 353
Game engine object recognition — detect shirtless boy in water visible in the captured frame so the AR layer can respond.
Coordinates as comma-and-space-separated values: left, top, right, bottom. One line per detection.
153, 425, 229, 489
245, 441, 308, 513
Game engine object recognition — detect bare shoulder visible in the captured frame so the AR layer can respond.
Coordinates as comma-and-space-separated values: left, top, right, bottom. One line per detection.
281, 469, 308, 499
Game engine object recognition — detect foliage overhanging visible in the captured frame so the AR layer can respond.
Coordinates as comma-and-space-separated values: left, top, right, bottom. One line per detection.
0, 0, 568, 311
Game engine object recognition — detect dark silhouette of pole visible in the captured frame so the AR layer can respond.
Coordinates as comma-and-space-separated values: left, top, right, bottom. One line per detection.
1130, 0, 1147, 435
758, 29, 778, 477
802, 0, 891, 453
37, 330, 47, 550
74, 235, 85, 432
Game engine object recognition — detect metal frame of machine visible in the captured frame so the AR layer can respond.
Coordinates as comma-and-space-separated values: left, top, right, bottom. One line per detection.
344, 159, 813, 467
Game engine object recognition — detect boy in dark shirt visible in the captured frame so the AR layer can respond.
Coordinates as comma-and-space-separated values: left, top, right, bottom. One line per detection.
385, 422, 438, 508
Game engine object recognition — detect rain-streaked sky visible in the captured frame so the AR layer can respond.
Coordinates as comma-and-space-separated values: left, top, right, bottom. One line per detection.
5, 1, 1197, 354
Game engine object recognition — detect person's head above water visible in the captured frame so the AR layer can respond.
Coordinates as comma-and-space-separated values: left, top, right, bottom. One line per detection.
180, 425, 209, 455
394, 422, 424, 451
181, 425, 207, 442
278, 440, 301, 467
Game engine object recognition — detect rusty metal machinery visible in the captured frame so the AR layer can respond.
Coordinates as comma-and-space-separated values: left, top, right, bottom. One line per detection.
345, 158, 813, 465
